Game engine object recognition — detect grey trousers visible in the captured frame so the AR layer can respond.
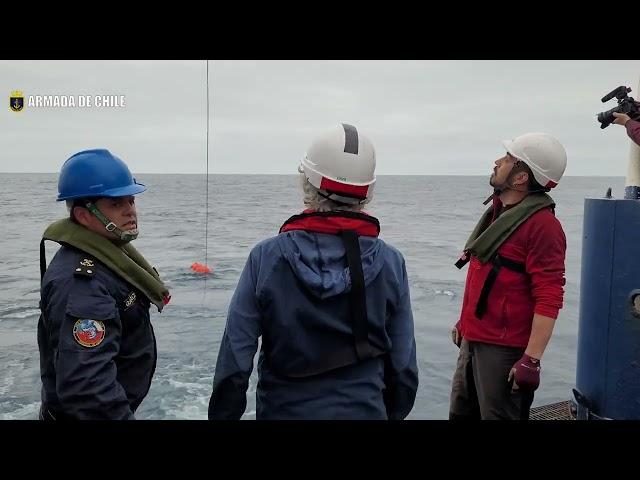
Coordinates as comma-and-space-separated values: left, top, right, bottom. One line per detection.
449, 339, 534, 420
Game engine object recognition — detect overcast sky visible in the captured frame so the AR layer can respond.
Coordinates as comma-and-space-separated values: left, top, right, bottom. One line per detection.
2, 60, 639, 176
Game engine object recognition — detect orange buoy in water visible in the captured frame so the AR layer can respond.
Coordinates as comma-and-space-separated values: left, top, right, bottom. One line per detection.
191, 262, 212, 274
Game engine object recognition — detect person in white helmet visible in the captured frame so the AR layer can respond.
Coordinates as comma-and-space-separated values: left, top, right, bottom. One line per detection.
208, 123, 418, 420
449, 132, 568, 420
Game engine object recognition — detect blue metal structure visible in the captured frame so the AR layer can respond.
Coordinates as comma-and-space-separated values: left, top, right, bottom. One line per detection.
574, 193, 640, 419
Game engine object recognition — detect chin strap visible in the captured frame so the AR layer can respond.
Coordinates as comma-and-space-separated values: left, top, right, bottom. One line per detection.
85, 202, 139, 242
483, 189, 501, 205
485, 185, 550, 205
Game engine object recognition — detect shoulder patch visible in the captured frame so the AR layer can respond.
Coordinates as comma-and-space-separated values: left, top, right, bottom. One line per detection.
72, 319, 106, 347
74, 258, 96, 277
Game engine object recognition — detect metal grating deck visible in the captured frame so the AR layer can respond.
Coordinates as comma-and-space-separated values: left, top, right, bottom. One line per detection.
530, 400, 575, 420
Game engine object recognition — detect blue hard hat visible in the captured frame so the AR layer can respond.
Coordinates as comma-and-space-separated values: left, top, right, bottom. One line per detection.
57, 149, 147, 201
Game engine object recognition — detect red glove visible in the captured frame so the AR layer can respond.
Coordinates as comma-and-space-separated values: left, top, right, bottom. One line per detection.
509, 354, 541, 391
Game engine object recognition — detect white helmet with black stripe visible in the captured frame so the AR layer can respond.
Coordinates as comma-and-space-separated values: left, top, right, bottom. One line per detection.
300, 123, 376, 204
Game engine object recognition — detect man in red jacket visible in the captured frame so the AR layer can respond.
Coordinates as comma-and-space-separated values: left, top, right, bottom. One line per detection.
449, 132, 568, 420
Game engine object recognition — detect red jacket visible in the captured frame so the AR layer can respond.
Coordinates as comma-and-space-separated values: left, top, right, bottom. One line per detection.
458, 201, 566, 348
626, 119, 640, 146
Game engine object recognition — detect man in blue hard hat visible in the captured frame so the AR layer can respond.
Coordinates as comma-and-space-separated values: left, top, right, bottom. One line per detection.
37, 149, 171, 420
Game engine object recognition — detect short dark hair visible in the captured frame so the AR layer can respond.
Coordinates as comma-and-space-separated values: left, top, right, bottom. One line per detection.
68, 197, 101, 222
511, 161, 548, 192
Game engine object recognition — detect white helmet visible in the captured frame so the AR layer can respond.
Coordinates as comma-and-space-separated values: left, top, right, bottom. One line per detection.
502, 132, 567, 188
300, 123, 376, 204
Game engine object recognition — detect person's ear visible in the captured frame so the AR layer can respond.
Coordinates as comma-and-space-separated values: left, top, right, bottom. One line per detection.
514, 170, 529, 187
73, 206, 92, 228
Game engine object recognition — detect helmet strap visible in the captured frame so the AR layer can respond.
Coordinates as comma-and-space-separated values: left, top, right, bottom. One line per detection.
483, 189, 500, 205
487, 173, 530, 205
84, 201, 138, 242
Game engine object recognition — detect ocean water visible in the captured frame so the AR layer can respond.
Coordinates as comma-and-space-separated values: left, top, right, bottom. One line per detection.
0, 174, 626, 419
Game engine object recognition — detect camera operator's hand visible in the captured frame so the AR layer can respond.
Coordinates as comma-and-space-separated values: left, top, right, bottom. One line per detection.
613, 112, 631, 126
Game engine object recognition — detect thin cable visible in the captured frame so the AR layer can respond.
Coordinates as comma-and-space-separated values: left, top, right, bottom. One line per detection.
204, 59, 210, 293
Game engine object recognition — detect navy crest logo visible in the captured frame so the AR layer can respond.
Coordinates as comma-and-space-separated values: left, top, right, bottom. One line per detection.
124, 291, 137, 309
9, 90, 24, 112
72, 319, 106, 348
80, 259, 94, 267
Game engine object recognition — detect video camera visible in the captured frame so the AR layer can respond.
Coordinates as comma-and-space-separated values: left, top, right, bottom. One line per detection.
597, 86, 640, 129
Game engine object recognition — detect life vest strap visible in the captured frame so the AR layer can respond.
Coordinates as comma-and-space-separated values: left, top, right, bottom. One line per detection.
340, 229, 373, 361
475, 254, 527, 319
